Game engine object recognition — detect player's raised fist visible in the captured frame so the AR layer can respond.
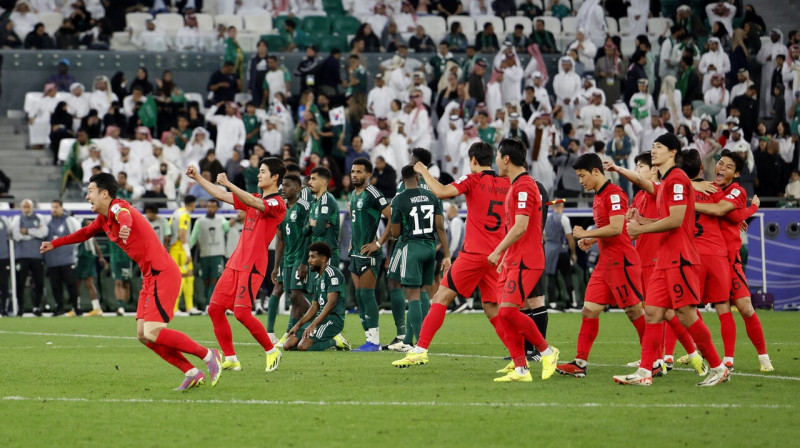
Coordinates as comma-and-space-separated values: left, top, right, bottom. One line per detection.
185, 166, 198, 178
119, 225, 131, 242
40, 241, 54, 253
752, 194, 760, 207
216, 173, 230, 186
413, 162, 427, 174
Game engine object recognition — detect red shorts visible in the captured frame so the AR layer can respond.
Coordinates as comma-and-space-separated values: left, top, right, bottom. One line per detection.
136, 264, 181, 323
499, 267, 544, 306
730, 255, 750, 301
640, 265, 655, 298
211, 268, 265, 310
646, 265, 702, 310
442, 252, 501, 303
697, 255, 730, 304
585, 265, 644, 309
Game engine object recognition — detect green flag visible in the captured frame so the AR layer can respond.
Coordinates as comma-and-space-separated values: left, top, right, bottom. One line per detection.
137, 95, 158, 128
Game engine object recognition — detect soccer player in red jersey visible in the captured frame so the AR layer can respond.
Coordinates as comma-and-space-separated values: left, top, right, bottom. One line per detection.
611, 133, 729, 386
392, 142, 511, 368
608, 155, 704, 376
555, 153, 647, 378
488, 138, 559, 382
185, 157, 287, 373
41, 173, 222, 390
693, 149, 773, 372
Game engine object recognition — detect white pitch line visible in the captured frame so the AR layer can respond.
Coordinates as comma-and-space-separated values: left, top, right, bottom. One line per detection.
0, 396, 792, 410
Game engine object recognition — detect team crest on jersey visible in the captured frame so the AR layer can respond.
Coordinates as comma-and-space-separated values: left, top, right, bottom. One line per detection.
357, 199, 364, 209
455, 175, 467, 183
518, 192, 528, 201
673, 184, 684, 194
290, 210, 297, 220
321, 206, 329, 214
331, 276, 339, 285
267, 199, 279, 206
379, 197, 387, 206
610, 194, 620, 203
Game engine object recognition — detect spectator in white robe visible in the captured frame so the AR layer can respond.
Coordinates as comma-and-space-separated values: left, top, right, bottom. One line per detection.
575, 0, 607, 47
122, 86, 145, 118
698, 37, 731, 88
567, 30, 597, 73
88, 75, 117, 118
455, 125, 481, 179
367, 73, 396, 119
183, 127, 214, 166
410, 71, 432, 107
94, 125, 123, 167
657, 75, 683, 131
205, 102, 246, 165
404, 92, 431, 150
365, 3, 390, 37
394, 1, 417, 41
175, 13, 204, 52
703, 72, 730, 125
527, 112, 559, 192
236, 0, 270, 15
66, 83, 90, 130
627, 0, 649, 38
389, 118, 410, 168
290, 0, 324, 17
387, 56, 412, 102
705, 1, 736, 36
10, 1, 39, 39
28, 83, 60, 147
112, 142, 144, 187
553, 56, 581, 123
497, 48, 524, 105
757, 29, 788, 117
132, 19, 172, 52
440, 113, 464, 177
730, 68, 754, 100
130, 126, 155, 162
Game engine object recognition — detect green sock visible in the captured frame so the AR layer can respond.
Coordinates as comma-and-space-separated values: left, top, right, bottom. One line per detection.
407, 300, 422, 344
389, 289, 406, 337
116, 300, 124, 309
355, 289, 368, 331
420, 290, 431, 318
362, 288, 380, 329
266, 294, 279, 333
308, 338, 337, 351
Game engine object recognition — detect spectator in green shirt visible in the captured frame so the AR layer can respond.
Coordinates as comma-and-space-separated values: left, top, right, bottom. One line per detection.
242, 102, 261, 155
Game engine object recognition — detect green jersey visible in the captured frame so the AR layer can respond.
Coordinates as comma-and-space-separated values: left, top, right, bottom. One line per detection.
478, 125, 496, 145
349, 185, 389, 258
242, 113, 260, 144
308, 192, 340, 258
390, 187, 442, 247
280, 198, 312, 266
397, 176, 443, 213
244, 166, 259, 193
310, 264, 346, 323
191, 215, 229, 258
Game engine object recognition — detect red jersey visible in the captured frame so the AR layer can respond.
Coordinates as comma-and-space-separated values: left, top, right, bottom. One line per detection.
451, 170, 510, 256
226, 192, 286, 275
655, 167, 700, 269
51, 199, 173, 276
503, 173, 544, 270
718, 182, 748, 260
632, 184, 660, 267
593, 180, 641, 270
692, 182, 727, 257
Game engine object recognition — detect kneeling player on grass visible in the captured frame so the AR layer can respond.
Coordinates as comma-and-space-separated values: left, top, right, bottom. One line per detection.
556, 153, 648, 378
393, 142, 509, 367
284, 242, 351, 351
388, 165, 451, 354
41, 173, 222, 390
185, 158, 285, 373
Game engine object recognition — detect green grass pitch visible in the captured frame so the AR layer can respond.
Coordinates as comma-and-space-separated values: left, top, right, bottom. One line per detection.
1, 311, 798, 447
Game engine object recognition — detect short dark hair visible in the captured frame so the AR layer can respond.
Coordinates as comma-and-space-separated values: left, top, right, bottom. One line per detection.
468, 142, 494, 166
261, 156, 287, 183
267, 55, 278, 62
310, 166, 331, 180
144, 204, 159, 214
498, 138, 526, 167
89, 172, 118, 198
719, 149, 744, 174
207, 199, 219, 207
283, 156, 300, 165
285, 163, 302, 174
184, 195, 197, 205
351, 157, 373, 173
634, 152, 653, 167
572, 153, 604, 173
401, 164, 417, 180
285, 18, 297, 28
681, 55, 693, 67
283, 173, 302, 186
680, 148, 702, 178
410, 147, 432, 166
222, 61, 234, 67
51, 199, 63, 206
308, 241, 332, 260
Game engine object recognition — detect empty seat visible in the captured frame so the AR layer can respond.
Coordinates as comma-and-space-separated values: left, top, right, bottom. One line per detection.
561, 16, 577, 37
418, 16, 447, 44
647, 17, 673, 38
237, 32, 258, 52
156, 13, 184, 35
606, 17, 619, 36
126, 12, 153, 33
215, 14, 244, 30
618, 17, 631, 36
332, 15, 361, 36
244, 14, 273, 34
195, 13, 215, 32
301, 15, 331, 34
39, 12, 63, 36
260, 34, 288, 51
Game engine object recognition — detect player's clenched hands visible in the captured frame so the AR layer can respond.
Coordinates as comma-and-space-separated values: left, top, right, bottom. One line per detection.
119, 225, 131, 242
626, 207, 641, 223
216, 173, 232, 188
488, 251, 502, 267
577, 238, 593, 251
40, 241, 54, 253
412, 162, 428, 174
572, 225, 587, 239
627, 220, 642, 237
185, 165, 199, 179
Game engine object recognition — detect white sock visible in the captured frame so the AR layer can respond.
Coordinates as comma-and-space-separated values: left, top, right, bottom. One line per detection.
514, 366, 529, 375
637, 367, 652, 378
268, 332, 276, 339
265, 348, 276, 355
91, 299, 100, 310
202, 350, 213, 362
467, 298, 474, 308
367, 328, 380, 345
687, 350, 699, 360
758, 354, 770, 361
723, 356, 734, 365
412, 346, 426, 354
540, 346, 553, 356
225, 355, 239, 362
665, 355, 674, 362
186, 367, 201, 376
575, 358, 587, 368
396, 334, 405, 340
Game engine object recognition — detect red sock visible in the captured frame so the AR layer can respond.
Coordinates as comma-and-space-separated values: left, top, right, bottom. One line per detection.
667, 315, 695, 354
742, 313, 767, 355
417, 303, 446, 350
576, 317, 599, 361
208, 303, 235, 356
499, 307, 547, 352
155, 328, 208, 359
687, 319, 722, 368
718, 311, 737, 358
146, 342, 194, 373
639, 322, 664, 372
488, 315, 506, 342
631, 315, 646, 344
663, 321, 676, 357
234, 306, 274, 351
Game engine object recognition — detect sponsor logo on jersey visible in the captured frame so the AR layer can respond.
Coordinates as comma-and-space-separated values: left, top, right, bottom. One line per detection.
518, 192, 528, 201
379, 197, 387, 206
673, 184, 684, 194
267, 199, 279, 206
331, 276, 339, 285
610, 194, 620, 203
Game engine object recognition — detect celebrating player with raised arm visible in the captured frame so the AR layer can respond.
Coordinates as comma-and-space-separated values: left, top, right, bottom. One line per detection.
393, 142, 511, 367
41, 173, 222, 391
488, 138, 559, 383
185, 157, 286, 373
612, 133, 728, 386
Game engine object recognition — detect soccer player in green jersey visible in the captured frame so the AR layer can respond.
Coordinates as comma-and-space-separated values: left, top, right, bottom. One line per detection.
388, 165, 451, 346
306, 167, 340, 264
349, 157, 393, 352
271, 174, 313, 346
284, 242, 350, 351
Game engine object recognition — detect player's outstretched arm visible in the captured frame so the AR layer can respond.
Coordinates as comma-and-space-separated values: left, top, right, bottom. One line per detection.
185, 166, 234, 205
627, 204, 686, 237
724, 195, 759, 223
488, 214, 529, 265
42, 218, 103, 253
217, 173, 263, 210
413, 162, 460, 199
603, 161, 655, 194
695, 200, 734, 217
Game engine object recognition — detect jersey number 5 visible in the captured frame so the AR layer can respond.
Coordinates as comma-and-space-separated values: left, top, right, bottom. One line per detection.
485, 200, 503, 232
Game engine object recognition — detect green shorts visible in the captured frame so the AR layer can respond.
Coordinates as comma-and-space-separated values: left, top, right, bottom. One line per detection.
198, 255, 225, 280
299, 317, 344, 343
387, 240, 436, 287
110, 258, 133, 281
75, 256, 96, 279
283, 263, 309, 292
349, 255, 381, 279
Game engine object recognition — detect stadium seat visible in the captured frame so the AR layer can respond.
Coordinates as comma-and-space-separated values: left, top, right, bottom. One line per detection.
156, 13, 184, 35
572, 0, 584, 10
561, 16, 577, 39
322, 0, 345, 16
244, 14, 272, 35
203, 0, 219, 14
516, 0, 544, 10
647, 17, 673, 39
418, 16, 447, 44
473, 15, 505, 36
273, 15, 289, 35
260, 34, 288, 51
504, 16, 532, 36
184, 92, 206, 112
195, 13, 215, 33
238, 32, 258, 52
332, 15, 361, 36
215, 14, 244, 30
618, 17, 631, 36
661, 0, 677, 18
318, 33, 348, 52
110, 31, 136, 51
126, 12, 154, 33
447, 16, 476, 35
301, 16, 331, 34
538, 16, 561, 36
606, 17, 619, 36
39, 12, 63, 36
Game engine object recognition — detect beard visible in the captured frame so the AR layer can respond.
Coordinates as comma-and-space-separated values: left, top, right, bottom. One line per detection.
309, 264, 321, 272
352, 177, 364, 187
